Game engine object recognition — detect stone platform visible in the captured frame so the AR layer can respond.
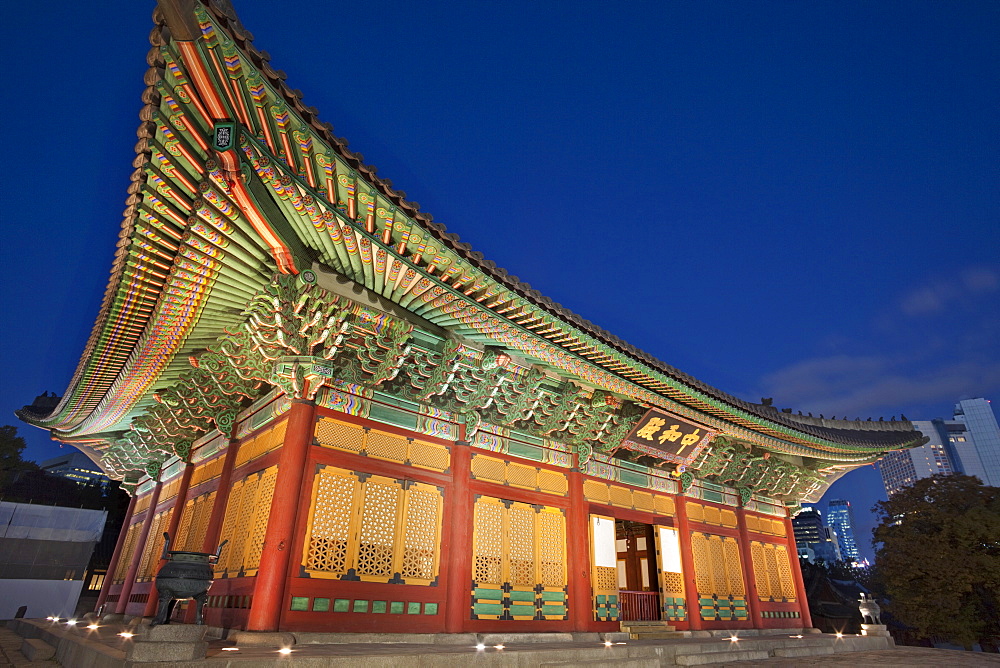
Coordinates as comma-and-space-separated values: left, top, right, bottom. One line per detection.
3, 617, 992, 666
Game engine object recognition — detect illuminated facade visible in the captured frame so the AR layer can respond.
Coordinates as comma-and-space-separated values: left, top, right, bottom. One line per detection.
18, 0, 926, 634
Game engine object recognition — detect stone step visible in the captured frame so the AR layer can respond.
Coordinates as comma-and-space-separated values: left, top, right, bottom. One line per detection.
675, 649, 771, 665
629, 631, 688, 640
20, 637, 55, 661
541, 658, 661, 668
773, 644, 850, 658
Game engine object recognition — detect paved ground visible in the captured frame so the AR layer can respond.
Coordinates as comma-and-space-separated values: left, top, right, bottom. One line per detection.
3, 624, 999, 666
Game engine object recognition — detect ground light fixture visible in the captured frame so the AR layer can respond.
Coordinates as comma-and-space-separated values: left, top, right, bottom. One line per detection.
87, 624, 99, 630
66, 619, 77, 626
221, 647, 239, 652
475, 643, 486, 651
118, 632, 134, 639
729, 635, 739, 642
835, 632, 844, 639
277, 647, 293, 655
494, 644, 505, 650
604, 640, 613, 647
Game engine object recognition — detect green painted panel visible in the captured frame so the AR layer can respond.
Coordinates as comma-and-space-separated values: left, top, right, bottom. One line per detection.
390, 601, 405, 614
509, 604, 535, 616
619, 470, 650, 488
353, 600, 369, 613
509, 590, 535, 602
474, 588, 504, 600
596, 595, 607, 604
702, 490, 725, 503
334, 599, 350, 612
407, 602, 421, 614
369, 403, 419, 430
541, 605, 567, 615
473, 603, 503, 615
312, 598, 330, 612
372, 601, 387, 613
290, 597, 309, 611
507, 441, 545, 461
699, 598, 715, 606
540, 591, 566, 602
424, 603, 438, 615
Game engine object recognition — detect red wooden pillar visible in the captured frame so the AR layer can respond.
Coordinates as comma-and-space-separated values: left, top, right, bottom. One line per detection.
444, 435, 473, 633
115, 478, 163, 614
783, 513, 813, 629
735, 507, 763, 628
567, 455, 593, 631
142, 461, 195, 618
675, 496, 702, 630
246, 399, 317, 631
95, 492, 137, 614
200, 430, 242, 554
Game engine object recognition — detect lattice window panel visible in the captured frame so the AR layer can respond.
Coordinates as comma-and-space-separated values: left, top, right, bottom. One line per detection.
583, 480, 610, 503
473, 499, 504, 584
687, 502, 705, 523
662, 571, 685, 597
174, 499, 196, 552
225, 474, 260, 575
538, 509, 567, 587
401, 486, 441, 580
302, 466, 442, 584
724, 537, 745, 597
215, 479, 244, 576
365, 431, 409, 463
471, 455, 506, 484
235, 422, 287, 467
138, 510, 172, 582
243, 467, 278, 574
315, 418, 365, 453
609, 485, 634, 508
720, 510, 738, 528
113, 522, 142, 583
304, 468, 356, 575
775, 545, 797, 600
356, 481, 400, 577
690, 533, 712, 596
409, 439, 450, 472
594, 565, 618, 591
135, 493, 152, 515
187, 491, 216, 552
707, 535, 727, 595
537, 469, 568, 495
160, 478, 181, 502
654, 495, 675, 516
751, 542, 772, 600
508, 505, 535, 586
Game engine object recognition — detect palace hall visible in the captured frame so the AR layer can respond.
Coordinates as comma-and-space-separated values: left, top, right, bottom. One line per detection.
18, 0, 926, 635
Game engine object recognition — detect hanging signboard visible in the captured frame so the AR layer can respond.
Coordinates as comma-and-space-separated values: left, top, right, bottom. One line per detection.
619, 408, 716, 465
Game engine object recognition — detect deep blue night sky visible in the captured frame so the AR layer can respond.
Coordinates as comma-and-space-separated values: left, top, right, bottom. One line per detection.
2, 1, 998, 561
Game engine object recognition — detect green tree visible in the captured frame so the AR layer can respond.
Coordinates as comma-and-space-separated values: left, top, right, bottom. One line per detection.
873, 475, 1000, 651
0, 424, 38, 490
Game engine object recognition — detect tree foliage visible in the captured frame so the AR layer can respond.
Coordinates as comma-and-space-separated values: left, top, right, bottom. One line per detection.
0, 424, 38, 490
873, 475, 1000, 650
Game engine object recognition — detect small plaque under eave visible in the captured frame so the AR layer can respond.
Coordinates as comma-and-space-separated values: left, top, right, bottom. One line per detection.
619, 408, 717, 466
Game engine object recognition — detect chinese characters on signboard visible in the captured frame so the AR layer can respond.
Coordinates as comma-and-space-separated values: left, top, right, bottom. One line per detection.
621, 409, 716, 464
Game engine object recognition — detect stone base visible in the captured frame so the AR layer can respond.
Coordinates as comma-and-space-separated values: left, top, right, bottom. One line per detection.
861, 624, 891, 637
229, 630, 297, 646
100, 613, 126, 623
125, 623, 209, 662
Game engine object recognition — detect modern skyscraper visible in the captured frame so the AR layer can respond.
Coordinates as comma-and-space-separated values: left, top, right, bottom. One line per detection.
953, 398, 1000, 486
825, 499, 860, 565
878, 398, 999, 496
792, 507, 842, 564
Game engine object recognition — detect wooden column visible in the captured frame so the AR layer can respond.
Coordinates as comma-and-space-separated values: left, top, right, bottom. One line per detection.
444, 437, 473, 633
566, 456, 593, 631
95, 492, 137, 614
246, 399, 317, 631
784, 514, 813, 629
735, 507, 763, 628
143, 461, 195, 618
675, 497, 702, 630
115, 478, 162, 614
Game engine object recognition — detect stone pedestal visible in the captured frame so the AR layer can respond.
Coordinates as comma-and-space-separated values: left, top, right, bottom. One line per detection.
125, 623, 209, 662
861, 624, 891, 637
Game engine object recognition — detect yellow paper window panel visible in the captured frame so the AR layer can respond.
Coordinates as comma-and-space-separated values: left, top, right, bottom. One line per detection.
471, 455, 568, 496
751, 542, 796, 602
214, 466, 278, 577
745, 514, 786, 537
159, 477, 181, 503
316, 417, 450, 472
134, 493, 152, 516
137, 509, 173, 582
302, 466, 443, 585
584, 480, 673, 513
190, 456, 225, 487
112, 522, 143, 584
472, 497, 568, 588
234, 421, 287, 468
690, 533, 744, 599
